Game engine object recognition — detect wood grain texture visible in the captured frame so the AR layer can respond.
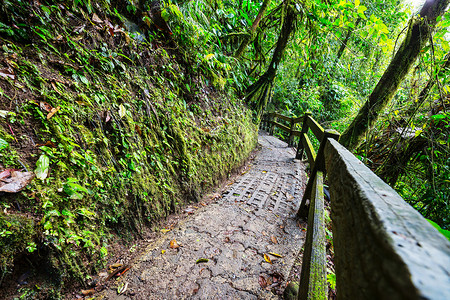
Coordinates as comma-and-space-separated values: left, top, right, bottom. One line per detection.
298, 171, 327, 300
306, 116, 324, 142
324, 138, 450, 300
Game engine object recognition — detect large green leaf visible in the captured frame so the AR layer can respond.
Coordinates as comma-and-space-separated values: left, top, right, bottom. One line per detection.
35, 154, 50, 180
0, 138, 8, 150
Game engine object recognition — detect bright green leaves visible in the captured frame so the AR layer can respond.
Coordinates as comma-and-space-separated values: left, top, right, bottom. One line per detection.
35, 154, 50, 181
63, 177, 89, 200
431, 113, 449, 122
0, 138, 8, 150
357, 5, 367, 18
162, 4, 183, 21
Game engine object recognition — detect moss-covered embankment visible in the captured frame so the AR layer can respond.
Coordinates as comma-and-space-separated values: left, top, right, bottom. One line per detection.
0, 0, 257, 292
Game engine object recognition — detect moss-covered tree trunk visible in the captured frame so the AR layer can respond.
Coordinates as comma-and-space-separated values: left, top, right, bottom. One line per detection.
246, 0, 296, 118
339, 0, 450, 149
234, 0, 272, 58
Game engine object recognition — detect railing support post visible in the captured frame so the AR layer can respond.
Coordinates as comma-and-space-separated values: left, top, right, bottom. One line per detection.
298, 170, 327, 300
296, 112, 311, 160
261, 114, 267, 131
270, 114, 277, 135
288, 118, 295, 147
297, 129, 340, 218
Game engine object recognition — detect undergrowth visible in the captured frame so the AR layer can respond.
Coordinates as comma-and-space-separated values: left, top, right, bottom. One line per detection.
0, 0, 257, 294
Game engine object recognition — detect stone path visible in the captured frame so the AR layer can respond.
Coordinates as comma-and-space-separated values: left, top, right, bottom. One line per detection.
101, 132, 306, 299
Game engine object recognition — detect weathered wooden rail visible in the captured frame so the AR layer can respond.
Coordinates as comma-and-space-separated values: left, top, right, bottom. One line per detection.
261, 112, 450, 300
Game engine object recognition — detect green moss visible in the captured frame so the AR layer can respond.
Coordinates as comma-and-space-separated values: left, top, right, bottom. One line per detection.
0, 213, 36, 276
0, 1, 258, 292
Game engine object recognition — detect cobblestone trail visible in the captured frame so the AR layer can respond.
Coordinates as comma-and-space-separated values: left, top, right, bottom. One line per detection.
102, 132, 307, 299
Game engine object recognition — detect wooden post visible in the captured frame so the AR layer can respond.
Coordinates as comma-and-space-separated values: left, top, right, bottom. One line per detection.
270, 114, 277, 135
297, 129, 340, 218
296, 112, 311, 160
298, 171, 327, 300
261, 114, 267, 131
288, 118, 295, 147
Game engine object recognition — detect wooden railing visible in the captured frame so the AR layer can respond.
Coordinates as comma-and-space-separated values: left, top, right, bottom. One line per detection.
261, 112, 450, 300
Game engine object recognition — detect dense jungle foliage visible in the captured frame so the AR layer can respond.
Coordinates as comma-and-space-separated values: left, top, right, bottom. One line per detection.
0, 0, 449, 297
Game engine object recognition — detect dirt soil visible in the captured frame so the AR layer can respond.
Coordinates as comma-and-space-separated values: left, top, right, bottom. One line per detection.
70, 131, 308, 299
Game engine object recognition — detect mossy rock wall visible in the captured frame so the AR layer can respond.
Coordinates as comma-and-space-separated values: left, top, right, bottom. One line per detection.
0, 0, 257, 287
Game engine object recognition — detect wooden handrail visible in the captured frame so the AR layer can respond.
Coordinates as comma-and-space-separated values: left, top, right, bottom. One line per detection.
260, 112, 450, 300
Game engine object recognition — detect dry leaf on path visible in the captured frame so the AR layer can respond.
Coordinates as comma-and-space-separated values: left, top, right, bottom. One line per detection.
258, 275, 267, 288
268, 252, 283, 258
263, 253, 272, 264
184, 207, 195, 214
270, 235, 278, 244
81, 289, 95, 296
0, 170, 35, 193
109, 263, 123, 270
169, 239, 180, 249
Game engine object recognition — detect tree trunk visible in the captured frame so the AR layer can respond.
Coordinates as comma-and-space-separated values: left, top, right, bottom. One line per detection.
235, 0, 272, 58
334, 18, 361, 64
339, 0, 450, 149
246, 0, 297, 118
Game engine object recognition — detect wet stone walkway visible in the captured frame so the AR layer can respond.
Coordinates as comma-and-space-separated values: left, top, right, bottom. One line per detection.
102, 132, 307, 299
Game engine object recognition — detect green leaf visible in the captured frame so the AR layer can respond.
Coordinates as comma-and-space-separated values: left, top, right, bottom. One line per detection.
0, 138, 8, 150
431, 114, 446, 121
35, 154, 50, 180
63, 177, 88, 199
119, 104, 126, 118
427, 219, 450, 241
357, 5, 367, 14
354, 0, 360, 7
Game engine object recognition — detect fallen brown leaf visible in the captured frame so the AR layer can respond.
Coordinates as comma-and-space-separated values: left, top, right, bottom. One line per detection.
169, 239, 180, 249
0, 169, 12, 181
109, 263, 123, 269
47, 106, 60, 120
268, 252, 283, 258
36, 141, 57, 148
258, 275, 267, 288
263, 253, 272, 264
92, 13, 103, 24
0, 170, 35, 193
135, 124, 142, 136
0, 67, 15, 80
81, 289, 95, 296
184, 207, 195, 214
50, 81, 61, 95
39, 101, 53, 112
270, 235, 278, 244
